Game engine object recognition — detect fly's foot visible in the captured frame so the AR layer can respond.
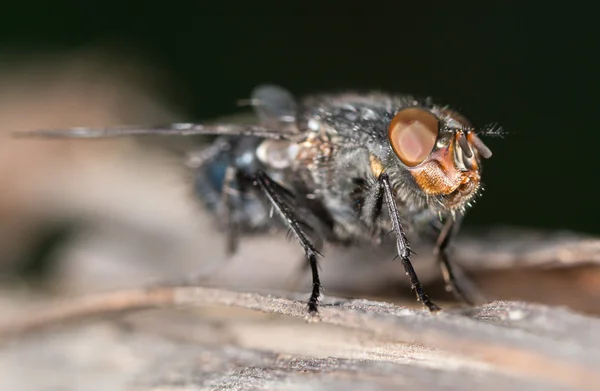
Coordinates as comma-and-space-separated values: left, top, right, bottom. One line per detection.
307, 291, 320, 314
305, 284, 322, 320
420, 294, 442, 312
308, 301, 319, 314
412, 284, 442, 312
425, 300, 443, 312
305, 301, 321, 322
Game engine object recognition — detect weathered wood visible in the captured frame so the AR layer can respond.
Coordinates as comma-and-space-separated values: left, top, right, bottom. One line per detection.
455, 227, 600, 269
1, 285, 599, 391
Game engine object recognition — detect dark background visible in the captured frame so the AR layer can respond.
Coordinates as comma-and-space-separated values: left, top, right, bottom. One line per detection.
0, 3, 595, 234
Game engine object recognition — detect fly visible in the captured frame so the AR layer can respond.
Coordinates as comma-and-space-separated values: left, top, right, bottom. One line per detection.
12, 84, 498, 315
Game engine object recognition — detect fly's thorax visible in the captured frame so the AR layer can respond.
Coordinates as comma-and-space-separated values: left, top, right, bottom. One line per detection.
256, 131, 334, 169
255, 139, 300, 170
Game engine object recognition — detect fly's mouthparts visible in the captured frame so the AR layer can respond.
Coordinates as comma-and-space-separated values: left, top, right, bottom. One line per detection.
454, 129, 493, 163
468, 131, 493, 159
456, 131, 473, 159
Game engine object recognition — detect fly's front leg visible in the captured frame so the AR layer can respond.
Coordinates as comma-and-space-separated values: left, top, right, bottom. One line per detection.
379, 173, 441, 312
254, 171, 322, 315
434, 216, 486, 305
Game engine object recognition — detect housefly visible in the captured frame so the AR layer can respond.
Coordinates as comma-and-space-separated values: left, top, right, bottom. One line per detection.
13, 85, 496, 315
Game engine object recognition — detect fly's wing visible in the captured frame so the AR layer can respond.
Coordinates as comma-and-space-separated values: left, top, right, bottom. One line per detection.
11, 121, 292, 141
249, 84, 298, 133
11, 85, 305, 172
11, 85, 302, 141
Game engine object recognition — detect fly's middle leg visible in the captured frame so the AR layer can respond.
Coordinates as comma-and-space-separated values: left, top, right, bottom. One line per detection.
284, 237, 324, 293
254, 170, 323, 315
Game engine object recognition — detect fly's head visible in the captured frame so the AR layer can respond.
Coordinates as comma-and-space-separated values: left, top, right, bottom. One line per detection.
380, 104, 494, 213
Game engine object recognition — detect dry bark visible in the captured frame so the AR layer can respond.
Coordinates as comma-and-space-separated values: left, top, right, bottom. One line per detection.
1, 285, 599, 391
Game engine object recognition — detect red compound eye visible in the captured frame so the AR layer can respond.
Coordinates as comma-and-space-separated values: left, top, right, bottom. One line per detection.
388, 108, 439, 167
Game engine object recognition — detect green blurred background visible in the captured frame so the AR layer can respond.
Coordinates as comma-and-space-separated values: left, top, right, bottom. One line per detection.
0, 2, 595, 235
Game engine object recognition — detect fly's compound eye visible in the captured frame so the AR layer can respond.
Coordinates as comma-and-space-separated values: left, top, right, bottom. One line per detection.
388, 108, 439, 167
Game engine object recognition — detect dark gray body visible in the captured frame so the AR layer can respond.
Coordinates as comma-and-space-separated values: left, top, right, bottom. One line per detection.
195, 91, 448, 248
13, 84, 493, 312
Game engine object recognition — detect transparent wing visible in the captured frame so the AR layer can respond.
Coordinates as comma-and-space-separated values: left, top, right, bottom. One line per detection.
250, 84, 298, 128
13, 85, 303, 141
12, 122, 294, 141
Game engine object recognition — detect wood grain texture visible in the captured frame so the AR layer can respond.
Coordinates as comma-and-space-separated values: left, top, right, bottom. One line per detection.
2, 226, 600, 391
1, 285, 599, 391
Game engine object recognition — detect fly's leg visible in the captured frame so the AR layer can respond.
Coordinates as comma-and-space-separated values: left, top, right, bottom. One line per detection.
217, 165, 240, 255
188, 139, 240, 255
284, 237, 323, 293
379, 173, 441, 312
190, 147, 243, 283
189, 164, 240, 283
434, 217, 486, 305
254, 170, 322, 315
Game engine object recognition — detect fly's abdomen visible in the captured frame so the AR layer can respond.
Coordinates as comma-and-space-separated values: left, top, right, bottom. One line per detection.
194, 136, 274, 232
194, 150, 229, 212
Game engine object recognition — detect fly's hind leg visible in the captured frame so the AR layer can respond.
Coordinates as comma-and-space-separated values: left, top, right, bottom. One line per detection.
217, 165, 241, 255
191, 164, 241, 284
188, 140, 241, 256
254, 170, 323, 315
434, 216, 487, 305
